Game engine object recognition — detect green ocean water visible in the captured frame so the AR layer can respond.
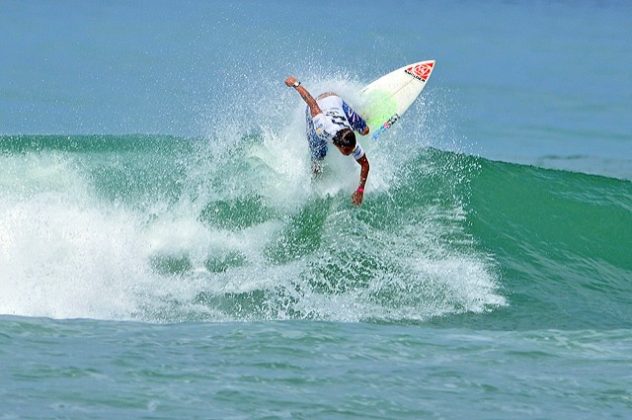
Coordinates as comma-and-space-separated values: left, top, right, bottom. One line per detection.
1, 134, 631, 417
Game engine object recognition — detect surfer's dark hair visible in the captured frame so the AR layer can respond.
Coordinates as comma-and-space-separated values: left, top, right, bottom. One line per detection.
333, 128, 356, 148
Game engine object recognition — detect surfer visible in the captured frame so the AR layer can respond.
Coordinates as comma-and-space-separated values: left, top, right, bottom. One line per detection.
285, 76, 370, 206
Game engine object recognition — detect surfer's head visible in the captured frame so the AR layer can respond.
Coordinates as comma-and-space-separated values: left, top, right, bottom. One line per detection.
333, 128, 356, 155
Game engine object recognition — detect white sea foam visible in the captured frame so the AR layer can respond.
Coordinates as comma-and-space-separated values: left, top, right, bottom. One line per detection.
0, 77, 506, 322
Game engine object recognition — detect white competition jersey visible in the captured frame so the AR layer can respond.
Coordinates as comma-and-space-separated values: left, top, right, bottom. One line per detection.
311, 96, 366, 160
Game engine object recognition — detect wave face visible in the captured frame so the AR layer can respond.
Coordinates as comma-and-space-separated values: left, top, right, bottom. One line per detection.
1, 132, 629, 327
463, 157, 632, 329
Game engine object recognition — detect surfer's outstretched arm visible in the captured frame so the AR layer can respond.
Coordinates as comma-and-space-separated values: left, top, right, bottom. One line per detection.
285, 76, 322, 117
352, 155, 370, 206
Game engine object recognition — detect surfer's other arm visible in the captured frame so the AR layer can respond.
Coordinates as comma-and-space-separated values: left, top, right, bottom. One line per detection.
352, 154, 369, 206
285, 76, 322, 117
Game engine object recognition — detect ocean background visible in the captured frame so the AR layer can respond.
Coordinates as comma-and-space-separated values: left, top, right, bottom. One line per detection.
1, 0, 631, 417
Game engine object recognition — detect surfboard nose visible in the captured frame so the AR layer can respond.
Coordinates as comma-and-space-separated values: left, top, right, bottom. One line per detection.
405, 60, 435, 82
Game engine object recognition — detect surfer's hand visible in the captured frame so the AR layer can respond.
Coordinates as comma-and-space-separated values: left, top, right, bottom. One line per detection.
361, 127, 369, 136
285, 76, 298, 88
352, 190, 364, 206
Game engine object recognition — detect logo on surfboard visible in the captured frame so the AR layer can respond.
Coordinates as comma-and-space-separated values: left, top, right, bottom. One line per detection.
372, 113, 401, 140
405, 62, 433, 82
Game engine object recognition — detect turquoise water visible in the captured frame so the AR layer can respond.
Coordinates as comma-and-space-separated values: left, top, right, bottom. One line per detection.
2, 1, 632, 417
2, 319, 631, 418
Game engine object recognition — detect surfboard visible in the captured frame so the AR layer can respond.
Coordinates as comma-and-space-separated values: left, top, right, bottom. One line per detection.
359, 60, 436, 140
